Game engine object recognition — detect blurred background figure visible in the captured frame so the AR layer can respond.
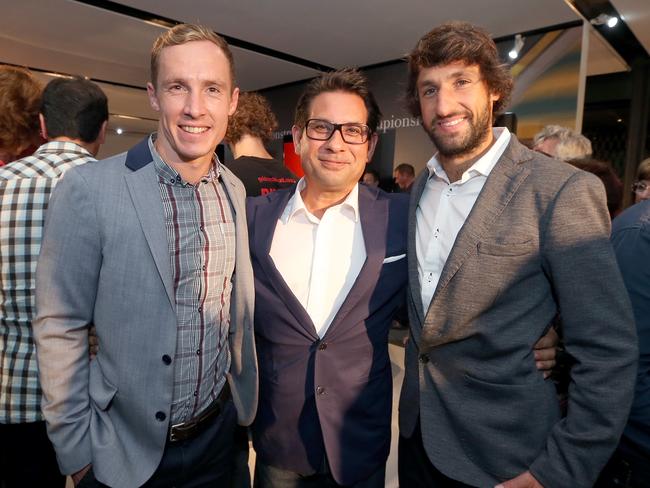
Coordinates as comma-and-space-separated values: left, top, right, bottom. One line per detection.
0, 76, 108, 488
393, 163, 415, 193
568, 158, 623, 219
226, 91, 296, 196
595, 198, 650, 488
362, 168, 380, 187
532, 124, 592, 161
632, 157, 650, 204
0, 65, 42, 166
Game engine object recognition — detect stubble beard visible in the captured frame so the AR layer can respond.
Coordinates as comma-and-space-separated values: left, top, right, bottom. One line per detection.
426, 103, 493, 160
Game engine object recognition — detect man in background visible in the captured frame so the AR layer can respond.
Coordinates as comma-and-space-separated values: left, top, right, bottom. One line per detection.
362, 168, 380, 187
532, 124, 592, 161
596, 199, 650, 488
226, 91, 296, 196
393, 163, 415, 192
1, 76, 108, 488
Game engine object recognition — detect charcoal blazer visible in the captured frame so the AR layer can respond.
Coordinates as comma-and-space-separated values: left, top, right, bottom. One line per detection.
34, 136, 258, 488
399, 135, 637, 487
247, 184, 408, 485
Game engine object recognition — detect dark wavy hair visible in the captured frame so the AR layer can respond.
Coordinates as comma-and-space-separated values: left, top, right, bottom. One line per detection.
226, 92, 278, 144
406, 21, 513, 119
0, 65, 42, 160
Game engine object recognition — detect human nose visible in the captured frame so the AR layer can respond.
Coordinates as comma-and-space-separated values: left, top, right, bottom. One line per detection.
323, 127, 346, 150
435, 85, 456, 117
184, 90, 205, 118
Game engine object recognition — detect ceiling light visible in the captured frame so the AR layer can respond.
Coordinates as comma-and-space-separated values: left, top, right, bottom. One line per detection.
116, 128, 123, 135
508, 34, 525, 60
591, 14, 619, 28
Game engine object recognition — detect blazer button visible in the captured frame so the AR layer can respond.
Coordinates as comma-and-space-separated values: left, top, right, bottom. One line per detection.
162, 354, 172, 365
155, 411, 166, 421
318, 342, 328, 350
316, 386, 325, 395
419, 354, 430, 364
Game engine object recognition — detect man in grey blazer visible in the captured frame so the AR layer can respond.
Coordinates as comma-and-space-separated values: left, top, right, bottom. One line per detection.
398, 22, 638, 488
34, 24, 257, 488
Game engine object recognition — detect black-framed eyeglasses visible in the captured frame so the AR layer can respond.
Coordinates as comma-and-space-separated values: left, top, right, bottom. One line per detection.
632, 181, 649, 194
305, 119, 371, 144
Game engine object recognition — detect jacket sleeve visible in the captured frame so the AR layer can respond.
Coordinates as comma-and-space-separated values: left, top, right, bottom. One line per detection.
529, 171, 638, 487
34, 168, 101, 474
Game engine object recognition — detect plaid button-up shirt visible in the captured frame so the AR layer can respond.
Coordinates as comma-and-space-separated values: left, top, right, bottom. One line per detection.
0, 141, 95, 423
149, 137, 235, 424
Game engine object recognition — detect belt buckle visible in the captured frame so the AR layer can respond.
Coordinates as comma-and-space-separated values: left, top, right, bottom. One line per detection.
169, 421, 186, 442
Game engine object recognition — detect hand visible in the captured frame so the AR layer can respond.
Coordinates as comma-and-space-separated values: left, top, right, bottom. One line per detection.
72, 464, 92, 486
496, 470, 544, 488
88, 325, 99, 360
534, 327, 559, 378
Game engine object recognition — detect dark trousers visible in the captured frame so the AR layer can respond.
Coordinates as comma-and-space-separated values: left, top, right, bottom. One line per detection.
0, 420, 66, 488
595, 436, 650, 488
78, 399, 237, 488
398, 420, 475, 488
254, 459, 384, 488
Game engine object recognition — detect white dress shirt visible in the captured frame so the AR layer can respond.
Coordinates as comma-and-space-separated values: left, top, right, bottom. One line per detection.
270, 179, 366, 338
416, 128, 511, 314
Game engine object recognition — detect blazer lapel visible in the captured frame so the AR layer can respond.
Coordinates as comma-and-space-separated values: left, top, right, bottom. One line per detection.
326, 185, 387, 335
253, 190, 320, 340
124, 139, 175, 310
426, 138, 532, 319
408, 170, 429, 328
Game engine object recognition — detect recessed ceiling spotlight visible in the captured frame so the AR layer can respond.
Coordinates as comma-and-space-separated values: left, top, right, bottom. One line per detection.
508, 34, 525, 60
116, 128, 124, 135
591, 14, 619, 28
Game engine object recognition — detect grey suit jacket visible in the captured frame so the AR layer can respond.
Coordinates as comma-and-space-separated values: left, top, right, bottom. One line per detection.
34, 137, 258, 488
399, 135, 637, 487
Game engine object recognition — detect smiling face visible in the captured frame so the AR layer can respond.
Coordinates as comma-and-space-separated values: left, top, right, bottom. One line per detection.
292, 91, 377, 200
147, 40, 238, 172
417, 61, 499, 165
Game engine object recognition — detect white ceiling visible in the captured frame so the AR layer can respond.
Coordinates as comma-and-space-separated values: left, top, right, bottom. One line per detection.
1, 0, 648, 158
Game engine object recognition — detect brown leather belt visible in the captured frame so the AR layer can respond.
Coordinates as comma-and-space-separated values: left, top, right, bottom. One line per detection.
168, 382, 231, 442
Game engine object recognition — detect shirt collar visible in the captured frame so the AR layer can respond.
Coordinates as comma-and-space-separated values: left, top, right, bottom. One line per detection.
36, 140, 93, 158
426, 127, 511, 183
148, 133, 221, 187
281, 177, 361, 224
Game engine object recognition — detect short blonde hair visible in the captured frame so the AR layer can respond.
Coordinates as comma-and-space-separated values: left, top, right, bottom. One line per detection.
150, 23, 235, 88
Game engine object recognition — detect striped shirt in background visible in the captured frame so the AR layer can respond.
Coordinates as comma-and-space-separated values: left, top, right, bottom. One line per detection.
0, 141, 95, 423
149, 136, 235, 425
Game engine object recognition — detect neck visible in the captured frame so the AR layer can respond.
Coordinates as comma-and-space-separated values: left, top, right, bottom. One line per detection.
438, 130, 496, 183
300, 182, 355, 220
230, 135, 273, 160
154, 139, 213, 185
50, 136, 100, 157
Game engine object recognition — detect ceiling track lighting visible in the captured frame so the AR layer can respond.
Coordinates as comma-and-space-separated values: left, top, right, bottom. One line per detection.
508, 34, 525, 60
590, 13, 619, 28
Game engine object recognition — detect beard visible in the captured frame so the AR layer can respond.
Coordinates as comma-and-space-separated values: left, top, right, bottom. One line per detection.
425, 102, 493, 159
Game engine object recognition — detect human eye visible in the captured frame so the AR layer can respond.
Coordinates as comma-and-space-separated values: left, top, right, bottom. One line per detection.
421, 85, 438, 97
310, 120, 331, 133
454, 78, 473, 89
167, 83, 185, 93
206, 85, 222, 95
343, 124, 363, 136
